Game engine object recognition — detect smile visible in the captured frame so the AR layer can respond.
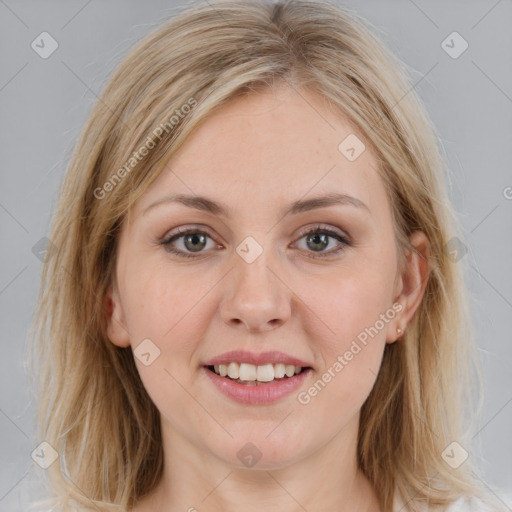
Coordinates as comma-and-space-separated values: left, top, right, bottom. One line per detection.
203, 364, 312, 404
207, 362, 304, 384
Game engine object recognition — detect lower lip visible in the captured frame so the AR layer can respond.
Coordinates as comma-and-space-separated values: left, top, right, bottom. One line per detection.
203, 367, 312, 405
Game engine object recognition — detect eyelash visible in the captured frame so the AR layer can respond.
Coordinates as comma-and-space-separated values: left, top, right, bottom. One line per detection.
160, 224, 351, 260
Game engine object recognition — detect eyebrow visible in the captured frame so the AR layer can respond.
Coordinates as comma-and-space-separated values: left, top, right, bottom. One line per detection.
142, 192, 370, 218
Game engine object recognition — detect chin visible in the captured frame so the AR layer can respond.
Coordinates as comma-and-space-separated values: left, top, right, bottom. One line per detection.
210, 436, 306, 471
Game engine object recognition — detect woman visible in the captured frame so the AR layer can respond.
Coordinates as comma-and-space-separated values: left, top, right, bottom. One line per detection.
28, 0, 506, 510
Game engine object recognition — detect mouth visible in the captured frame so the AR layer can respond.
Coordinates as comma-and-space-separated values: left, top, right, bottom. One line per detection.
202, 350, 314, 403
204, 362, 312, 386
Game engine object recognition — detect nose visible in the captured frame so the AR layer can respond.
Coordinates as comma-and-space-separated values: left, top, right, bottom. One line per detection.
219, 249, 291, 333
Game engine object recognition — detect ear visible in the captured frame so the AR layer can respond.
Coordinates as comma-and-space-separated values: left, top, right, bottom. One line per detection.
105, 283, 131, 347
386, 230, 431, 344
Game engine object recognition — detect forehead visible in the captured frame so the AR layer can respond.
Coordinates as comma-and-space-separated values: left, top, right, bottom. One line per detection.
135, 84, 386, 218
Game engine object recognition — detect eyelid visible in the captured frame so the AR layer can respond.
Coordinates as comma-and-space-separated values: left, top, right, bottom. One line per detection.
160, 223, 351, 259
161, 223, 349, 243
294, 223, 351, 244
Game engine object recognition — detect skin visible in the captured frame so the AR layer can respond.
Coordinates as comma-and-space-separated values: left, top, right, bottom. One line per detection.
106, 82, 430, 512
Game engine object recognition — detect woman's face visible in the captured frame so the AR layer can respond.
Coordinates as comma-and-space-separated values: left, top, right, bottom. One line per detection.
107, 83, 427, 470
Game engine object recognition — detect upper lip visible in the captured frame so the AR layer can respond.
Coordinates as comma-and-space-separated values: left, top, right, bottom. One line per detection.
204, 350, 313, 369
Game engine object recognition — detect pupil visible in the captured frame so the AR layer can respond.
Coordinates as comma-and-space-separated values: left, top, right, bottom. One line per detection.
185, 233, 206, 252
183, 232, 328, 253
308, 233, 328, 251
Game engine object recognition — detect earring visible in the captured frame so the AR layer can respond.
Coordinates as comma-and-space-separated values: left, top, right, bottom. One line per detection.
396, 327, 403, 336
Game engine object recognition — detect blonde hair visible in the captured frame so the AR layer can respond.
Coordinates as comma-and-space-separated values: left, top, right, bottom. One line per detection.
27, 0, 503, 510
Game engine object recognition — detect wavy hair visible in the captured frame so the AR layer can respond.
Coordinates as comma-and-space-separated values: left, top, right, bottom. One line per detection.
27, 0, 503, 510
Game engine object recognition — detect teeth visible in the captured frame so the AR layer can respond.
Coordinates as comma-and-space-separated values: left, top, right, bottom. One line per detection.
212, 362, 304, 382
274, 363, 286, 379
256, 363, 274, 382
227, 362, 239, 379
239, 363, 257, 381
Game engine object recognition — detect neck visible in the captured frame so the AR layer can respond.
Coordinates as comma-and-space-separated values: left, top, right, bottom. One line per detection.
135, 416, 381, 512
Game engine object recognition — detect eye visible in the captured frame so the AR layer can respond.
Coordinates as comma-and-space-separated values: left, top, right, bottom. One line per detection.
161, 227, 219, 259
160, 224, 350, 259
293, 225, 350, 259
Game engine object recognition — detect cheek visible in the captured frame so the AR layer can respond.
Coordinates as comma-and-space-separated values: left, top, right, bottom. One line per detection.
122, 264, 210, 420
296, 252, 396, 400
297, 276, 391, 422
304, 262, 395, 344
121, 262, 218, 377
122, 260, 201, 332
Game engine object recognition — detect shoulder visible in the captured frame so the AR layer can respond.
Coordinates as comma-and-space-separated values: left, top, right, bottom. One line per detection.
443, 495, 491, 511
393, 494, 493, 512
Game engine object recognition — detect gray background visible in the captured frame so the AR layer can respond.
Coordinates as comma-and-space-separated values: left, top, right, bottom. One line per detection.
1, 0, 511, 510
